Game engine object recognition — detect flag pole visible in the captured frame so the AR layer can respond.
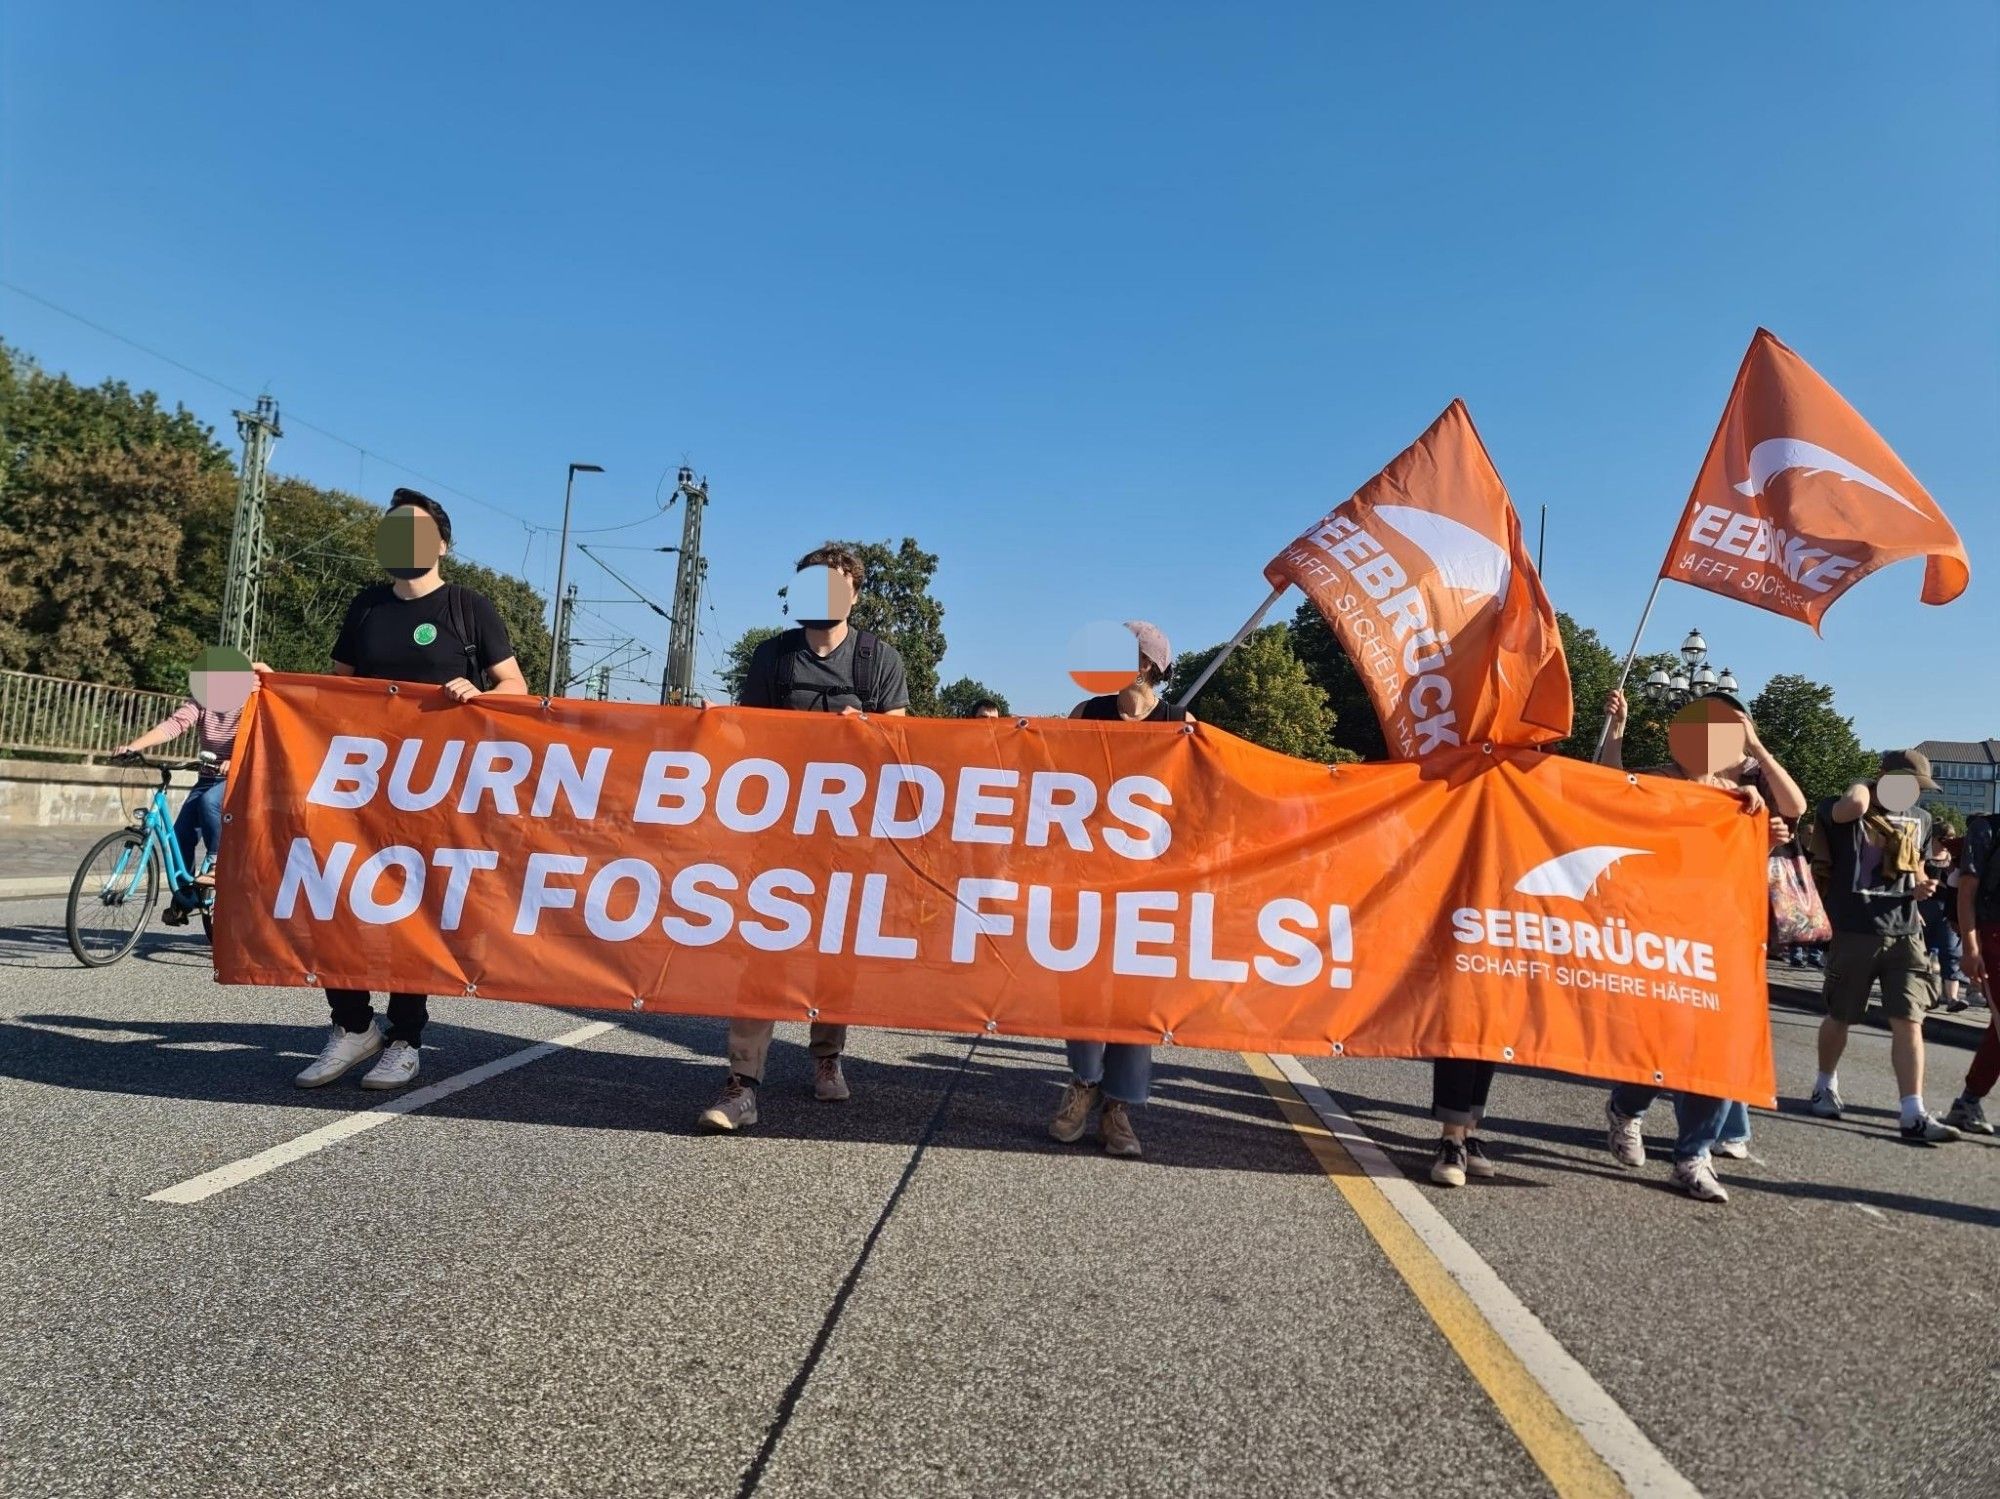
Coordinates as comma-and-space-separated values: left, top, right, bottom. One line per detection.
1592, 575, 1665, 758
1173, 585, 1286, 711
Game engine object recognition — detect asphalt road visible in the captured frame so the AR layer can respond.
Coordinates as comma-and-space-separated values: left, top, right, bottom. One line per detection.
1, 892, 1994, 1499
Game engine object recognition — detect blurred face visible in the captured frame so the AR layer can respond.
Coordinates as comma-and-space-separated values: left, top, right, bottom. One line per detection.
376, 506, 446, 580
188, 646, 255, 712
1667, 697, 1748, 778
1876, 772, 1921, 814
974, 705, 1001, 719
792, 564, 857, 630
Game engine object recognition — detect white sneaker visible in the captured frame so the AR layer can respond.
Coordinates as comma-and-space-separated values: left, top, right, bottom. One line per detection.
1671, 1157, 1729, 1203
1713, 1138, 1750, 1160
1605, 1102, 1646, 1168
699, 1076, 759, 1133
295, 1024, 383, 1088
359, 1040, 421, 1091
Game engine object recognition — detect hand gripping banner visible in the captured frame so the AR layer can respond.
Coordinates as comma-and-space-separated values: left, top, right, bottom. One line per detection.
218, 676, 1776, 1104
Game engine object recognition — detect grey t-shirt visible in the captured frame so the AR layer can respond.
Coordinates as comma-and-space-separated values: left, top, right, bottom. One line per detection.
1816, 797, 1931, 937
739, 628, 910, 714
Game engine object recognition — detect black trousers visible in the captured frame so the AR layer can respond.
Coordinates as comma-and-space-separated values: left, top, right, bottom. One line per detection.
327, 989, 428, 1045
1432, 1059, 1497, 1126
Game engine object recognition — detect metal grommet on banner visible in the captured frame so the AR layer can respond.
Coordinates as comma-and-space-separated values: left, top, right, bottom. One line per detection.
1653, 1070, 1665, 1083
539, 697, 551, 711
1502, 1046, 1516, 1061
303, 972, 317, 985
1626, 774, 1638, 785
630, 997, 645, 1011
222, 813, 232, 824
386, 683, 399, 695
984, 1019, 999, 1033
1015, 718, 1029, 730
1180, 722, 1194, 736
1161, 1030, 1174, 1044
1331, 1041, 1346, 1056
806, 1006, 820, 1020
1481, 742, 1494, 756
463, 983, 478, 996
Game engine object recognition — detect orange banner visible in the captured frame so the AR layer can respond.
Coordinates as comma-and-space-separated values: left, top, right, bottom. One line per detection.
1661, 328, 1969, 629
216, 676, 1775, 1103
1264, 400, 1571, 758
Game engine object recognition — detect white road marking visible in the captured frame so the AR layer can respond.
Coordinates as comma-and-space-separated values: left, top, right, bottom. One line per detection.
146, 1020, 618, 1205
1853, 1203, 1888, 1222
1265, 1053, 1700, 1499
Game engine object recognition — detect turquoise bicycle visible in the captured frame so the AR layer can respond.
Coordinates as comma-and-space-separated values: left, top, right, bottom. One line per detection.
65, 752, 220, 967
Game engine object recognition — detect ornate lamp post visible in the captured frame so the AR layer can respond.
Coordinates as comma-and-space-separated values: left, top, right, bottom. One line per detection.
1640, 628, 1739, 710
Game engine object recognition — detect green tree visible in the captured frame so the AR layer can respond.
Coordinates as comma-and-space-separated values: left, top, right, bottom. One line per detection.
0, 339, 230, 479
1924, 800, 1967, 837
1286, 599, 1386, 761
722, 625, 783, 703
1171, 623, 1346, 762
0, 443, 231, 683
1748, 673, 1877, 808
1549, 613, 1677, 768
825, 537, 947, 715
937, 676, 1010, 717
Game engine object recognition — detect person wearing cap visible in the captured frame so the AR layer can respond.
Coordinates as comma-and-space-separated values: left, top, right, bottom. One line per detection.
1807, 749, 1962, 1144
1046, 621, 1188, 1159
285, 489, 529, 1093
1596, 688, 1808, 1201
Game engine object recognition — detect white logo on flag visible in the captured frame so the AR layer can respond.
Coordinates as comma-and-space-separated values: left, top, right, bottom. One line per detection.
1733, 438, 1923, 516
1372, 505, 1512, 605
1513, 846, 1650, 900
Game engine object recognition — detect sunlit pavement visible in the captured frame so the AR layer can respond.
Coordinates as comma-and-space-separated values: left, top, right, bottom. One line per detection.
2, 893, 1994, 1498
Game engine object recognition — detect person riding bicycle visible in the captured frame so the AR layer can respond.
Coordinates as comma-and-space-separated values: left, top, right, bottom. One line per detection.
112, 645, 261, 926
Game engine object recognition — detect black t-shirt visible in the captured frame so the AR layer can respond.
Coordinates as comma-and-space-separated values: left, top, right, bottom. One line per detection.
1073, 694, 1189, 723
332, 584, 513, 687
1814, 797, 1931, 938
740, 629, 910, 713
1961, 818, 2000, 928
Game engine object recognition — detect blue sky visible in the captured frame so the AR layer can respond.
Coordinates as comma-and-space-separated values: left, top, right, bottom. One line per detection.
3, 4, 1994, 743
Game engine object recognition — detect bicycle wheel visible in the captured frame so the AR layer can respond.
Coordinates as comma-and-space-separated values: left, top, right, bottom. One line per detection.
66, 829, 161, 967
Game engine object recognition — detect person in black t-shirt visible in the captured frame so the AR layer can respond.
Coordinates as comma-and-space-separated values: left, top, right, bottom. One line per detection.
1047, 620, 1185, 1160
698, 544, 910, 1133
290, 489, 529, 1094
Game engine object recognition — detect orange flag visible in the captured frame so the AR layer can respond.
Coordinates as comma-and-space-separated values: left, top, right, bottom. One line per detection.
1265, 400, 1571, 759
1660, 328, 1969, 630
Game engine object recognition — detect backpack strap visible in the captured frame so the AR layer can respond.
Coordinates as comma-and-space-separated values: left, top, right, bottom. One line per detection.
770, 628, 808, 705
851, 630, 882, 713
443, 584, 489, 690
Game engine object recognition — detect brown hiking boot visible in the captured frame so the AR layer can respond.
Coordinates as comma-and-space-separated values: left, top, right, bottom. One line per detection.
814, 1055, 850, 1102
1099, 1101, 1143, 1158
1049, 1079, 1100, 1143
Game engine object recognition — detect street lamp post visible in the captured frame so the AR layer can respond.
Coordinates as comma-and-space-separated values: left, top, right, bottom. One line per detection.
1640, 628, 1740, 711
548, 462, 604, 696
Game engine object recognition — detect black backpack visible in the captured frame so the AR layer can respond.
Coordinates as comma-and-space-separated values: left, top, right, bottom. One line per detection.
352, 582, 490, 690
772, 627, 885, 712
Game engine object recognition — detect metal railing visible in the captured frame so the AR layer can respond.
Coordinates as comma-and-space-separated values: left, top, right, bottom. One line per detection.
0, 669, 196, 761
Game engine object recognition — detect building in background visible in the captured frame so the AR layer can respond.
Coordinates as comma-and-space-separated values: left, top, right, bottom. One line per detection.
1915, 739, 2000, 819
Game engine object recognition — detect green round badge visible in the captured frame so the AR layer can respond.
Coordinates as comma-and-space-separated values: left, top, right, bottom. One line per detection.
413, 622, 439, 647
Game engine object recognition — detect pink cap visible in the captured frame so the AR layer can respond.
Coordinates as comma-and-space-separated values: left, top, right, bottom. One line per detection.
1125, 620, 1172, 672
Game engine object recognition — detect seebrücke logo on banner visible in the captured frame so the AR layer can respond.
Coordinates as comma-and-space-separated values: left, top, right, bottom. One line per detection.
1452, 848, 1718, 1008
1733, 437, 1924, 517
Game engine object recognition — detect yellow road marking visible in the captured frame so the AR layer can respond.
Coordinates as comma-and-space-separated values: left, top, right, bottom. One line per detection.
1244, 1053, 1630, 1499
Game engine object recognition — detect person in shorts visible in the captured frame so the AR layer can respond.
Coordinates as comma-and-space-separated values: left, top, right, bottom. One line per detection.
1808, 750, 1961, 1144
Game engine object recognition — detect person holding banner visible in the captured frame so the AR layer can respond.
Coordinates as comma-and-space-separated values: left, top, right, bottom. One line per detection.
1598, 689, 1806, 1200
1428, 1062, 1499, 1187
1047, 622, 1187, 1159
290, 489, 529, 1092
1808, 753, 1963, 1144
1943, 814, 2000, 1135
698, 544, 911, 1133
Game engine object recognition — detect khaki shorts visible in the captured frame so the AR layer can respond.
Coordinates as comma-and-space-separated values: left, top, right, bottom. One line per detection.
1823, 930, 1937, 1024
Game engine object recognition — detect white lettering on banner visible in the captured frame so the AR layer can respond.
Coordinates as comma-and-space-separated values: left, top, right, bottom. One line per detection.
515, 853, 587, 935
275, 837, 356, 919
794, 762, 867, 837
662, 864, 735, 946
953, 879, 1018, 963
853, 872, 918, 960
307, 737, 386, 808
634, 751, 710, 825
530, 745, 612, 820
1450, 906, 1720, 1008
1680, 504, 1863, 593
431, 847, 498, 930
953, 769, 1020, 845
348, 846, 427, 926
1026, 886, 1102, 972
1112, 891, 1180, 978
585, 858, 660, 942
457, 741, 535, 816
717, 759, 790, 834
872, 763, 945, 838
1103, 777, 1173, 860
740, 868, 814, 952
388, 739, 464, 812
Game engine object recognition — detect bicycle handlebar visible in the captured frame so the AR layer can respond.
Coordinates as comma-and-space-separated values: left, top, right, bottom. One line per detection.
108, 751, 219, 783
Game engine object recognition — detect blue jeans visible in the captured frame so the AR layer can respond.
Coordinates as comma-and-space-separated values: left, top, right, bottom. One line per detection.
171, 778, 225, 909
1609, 1084, 1729, 1163
1066, 1041, 1151, 1105
1717, 1100, 1751, 1147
